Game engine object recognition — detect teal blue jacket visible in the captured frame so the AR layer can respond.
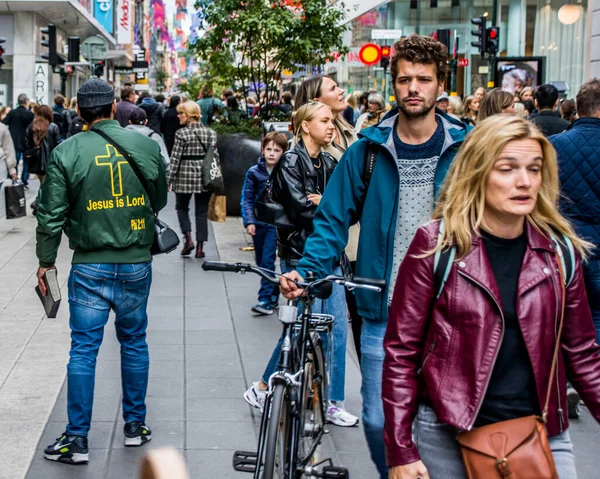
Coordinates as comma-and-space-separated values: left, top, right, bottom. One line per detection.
296, 109, 471, 322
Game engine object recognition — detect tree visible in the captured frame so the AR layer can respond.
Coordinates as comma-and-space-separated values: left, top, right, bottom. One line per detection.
191, 0, 349, 119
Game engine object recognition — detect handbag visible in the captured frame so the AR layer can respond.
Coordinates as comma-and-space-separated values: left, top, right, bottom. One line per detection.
455, 250, 567, 479
197, 136, 225, 195
91, 129, 179, 255
253, 178, 294, 229
4, 179, 26, 218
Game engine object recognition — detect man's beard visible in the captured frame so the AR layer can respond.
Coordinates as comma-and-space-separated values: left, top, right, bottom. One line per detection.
398, 96, 436, 119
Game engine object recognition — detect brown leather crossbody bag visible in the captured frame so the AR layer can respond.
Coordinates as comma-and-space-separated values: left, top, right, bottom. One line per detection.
455, 251, 567, 479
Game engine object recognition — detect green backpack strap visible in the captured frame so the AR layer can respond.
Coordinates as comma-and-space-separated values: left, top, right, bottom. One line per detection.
433, 219, 456, 299
433, 224, 576, 297
549, 232, 576, 288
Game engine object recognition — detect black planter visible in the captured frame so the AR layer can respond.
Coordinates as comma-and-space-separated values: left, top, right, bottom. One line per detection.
216, 133, 261, 217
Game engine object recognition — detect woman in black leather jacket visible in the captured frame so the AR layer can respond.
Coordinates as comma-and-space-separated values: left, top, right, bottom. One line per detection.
272, 108, 337, 264
243, 102, 361, 427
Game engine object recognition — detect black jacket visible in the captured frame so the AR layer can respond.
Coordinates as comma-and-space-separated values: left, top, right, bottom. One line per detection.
272, 142, 337, 263
2, 106, 34, 151
139, 100, 164, 134
530, 110, 569, 137
25, 122, 60, 174
160, 107, 183, 155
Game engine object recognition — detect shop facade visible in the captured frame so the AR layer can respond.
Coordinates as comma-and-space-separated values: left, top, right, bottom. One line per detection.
327, 0, 588, 100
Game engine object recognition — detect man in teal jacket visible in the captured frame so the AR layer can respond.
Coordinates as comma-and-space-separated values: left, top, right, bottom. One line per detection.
36, 79, 167, 465
280, 35, 471, 478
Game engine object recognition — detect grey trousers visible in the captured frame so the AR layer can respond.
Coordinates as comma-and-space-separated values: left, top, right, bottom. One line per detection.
175, 192, 211, 242
414, 405, 577, 479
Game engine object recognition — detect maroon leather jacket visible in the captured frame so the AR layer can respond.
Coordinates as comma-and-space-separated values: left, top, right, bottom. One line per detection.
382, 220, 600, 467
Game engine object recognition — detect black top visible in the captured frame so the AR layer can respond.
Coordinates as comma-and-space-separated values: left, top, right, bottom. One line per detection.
530, 110, 570, 137
310, 156, 327, 195
475, 229, 539, 427
2, 106, 34, 151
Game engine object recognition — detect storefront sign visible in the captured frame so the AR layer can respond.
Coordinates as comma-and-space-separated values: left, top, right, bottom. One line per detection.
117, 0, 131, 45
458, 58, 469, 67
371, 29, 402, 40
81, 35, 109, 61
34, 63, 49, 105
94, 0, 114, 35
115, 67, 134, 74
133, 49, 148, 85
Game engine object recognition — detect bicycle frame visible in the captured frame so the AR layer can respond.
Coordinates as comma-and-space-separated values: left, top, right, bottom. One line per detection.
254, 295, 330, 479
201, 261, 385, 479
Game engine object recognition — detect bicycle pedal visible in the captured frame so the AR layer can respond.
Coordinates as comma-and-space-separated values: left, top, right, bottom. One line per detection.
232, 450, 258, 473
322, 466, 349, 478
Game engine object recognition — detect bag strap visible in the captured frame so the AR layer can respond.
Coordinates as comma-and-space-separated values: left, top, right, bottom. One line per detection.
543, 249, 567, 422
91, 128, 155, 214
433, 219, 456, 299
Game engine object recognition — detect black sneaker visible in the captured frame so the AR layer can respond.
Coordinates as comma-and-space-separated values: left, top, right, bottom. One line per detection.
44, 434, 89, 465
124, 422, 152, 447
251, 301, 276, 316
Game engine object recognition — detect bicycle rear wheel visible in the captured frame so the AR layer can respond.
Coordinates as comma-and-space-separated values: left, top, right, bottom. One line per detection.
262, 384, 290, 479
298, 332, 327, 470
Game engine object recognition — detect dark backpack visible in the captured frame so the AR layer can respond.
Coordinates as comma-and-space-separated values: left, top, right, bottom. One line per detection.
53, 110, 70, 138
432, 219, 576, 299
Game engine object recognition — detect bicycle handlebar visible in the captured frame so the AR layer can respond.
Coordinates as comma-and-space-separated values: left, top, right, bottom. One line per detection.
202, 261, 386, 293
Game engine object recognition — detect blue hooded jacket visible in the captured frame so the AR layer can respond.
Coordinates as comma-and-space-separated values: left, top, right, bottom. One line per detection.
551, 117, 600, 259
296, 109, 471, 322
241, 156, 271, 227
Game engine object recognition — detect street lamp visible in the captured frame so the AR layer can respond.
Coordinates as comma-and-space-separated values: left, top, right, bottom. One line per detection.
558, 4, 581, 25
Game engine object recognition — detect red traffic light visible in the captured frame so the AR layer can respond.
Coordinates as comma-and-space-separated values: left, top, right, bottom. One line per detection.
380, 46, 391, 57
359, 43, 381, 66
488, 28, 498, 39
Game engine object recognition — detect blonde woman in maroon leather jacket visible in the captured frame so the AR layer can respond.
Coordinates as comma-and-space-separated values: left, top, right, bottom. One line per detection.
382, 115, 600, 479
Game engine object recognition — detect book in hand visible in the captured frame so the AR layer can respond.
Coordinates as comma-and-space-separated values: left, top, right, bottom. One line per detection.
35, 269, 61, 318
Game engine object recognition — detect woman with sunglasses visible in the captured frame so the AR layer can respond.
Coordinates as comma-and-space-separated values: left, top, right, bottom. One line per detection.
167, 101, 219, 258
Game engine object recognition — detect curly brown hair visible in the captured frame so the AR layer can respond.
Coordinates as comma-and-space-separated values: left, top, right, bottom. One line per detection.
390, 34, 449, 85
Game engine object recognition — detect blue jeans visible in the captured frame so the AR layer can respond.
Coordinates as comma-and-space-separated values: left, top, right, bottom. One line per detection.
261, 260, 348, 403
360, 319, 388, 477
66, 262, 152, 436
583, 258, 600, 344
253, 224, 279, 303
414, 404, 576, 479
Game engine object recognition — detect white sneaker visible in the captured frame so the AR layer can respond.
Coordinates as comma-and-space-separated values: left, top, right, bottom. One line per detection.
244, 382, 267, 413
326, 402, 359, 427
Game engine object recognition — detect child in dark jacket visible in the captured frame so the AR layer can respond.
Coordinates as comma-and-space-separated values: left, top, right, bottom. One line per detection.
241, 132, 288, 315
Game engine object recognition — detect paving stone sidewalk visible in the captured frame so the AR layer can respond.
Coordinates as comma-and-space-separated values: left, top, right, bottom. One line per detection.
18, 193, 376, 479
1, 190, 597, 479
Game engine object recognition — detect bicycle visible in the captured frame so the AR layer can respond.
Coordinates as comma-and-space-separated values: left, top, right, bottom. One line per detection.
201, 261, 385, 479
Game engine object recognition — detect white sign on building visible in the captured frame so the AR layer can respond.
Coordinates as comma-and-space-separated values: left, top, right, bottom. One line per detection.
371, 29, 403, 40
0, 84, 7, 107
117, 0, 132, 45
34, 63, 50, 105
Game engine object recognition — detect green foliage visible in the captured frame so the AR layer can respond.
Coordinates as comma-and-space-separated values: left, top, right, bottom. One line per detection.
191, 0, 349, 119
210, 114, 263, 140
177, 74, 204, 100
156, 67, 170, 91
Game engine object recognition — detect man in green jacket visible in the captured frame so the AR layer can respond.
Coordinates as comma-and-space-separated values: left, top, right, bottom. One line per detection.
36, 78, 167, 465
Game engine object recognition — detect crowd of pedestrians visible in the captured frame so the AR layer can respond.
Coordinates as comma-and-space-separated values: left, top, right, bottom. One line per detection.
1, 31, 599, 479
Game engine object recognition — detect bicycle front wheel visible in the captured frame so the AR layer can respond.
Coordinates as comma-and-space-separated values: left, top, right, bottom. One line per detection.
262, 383, 290, 479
